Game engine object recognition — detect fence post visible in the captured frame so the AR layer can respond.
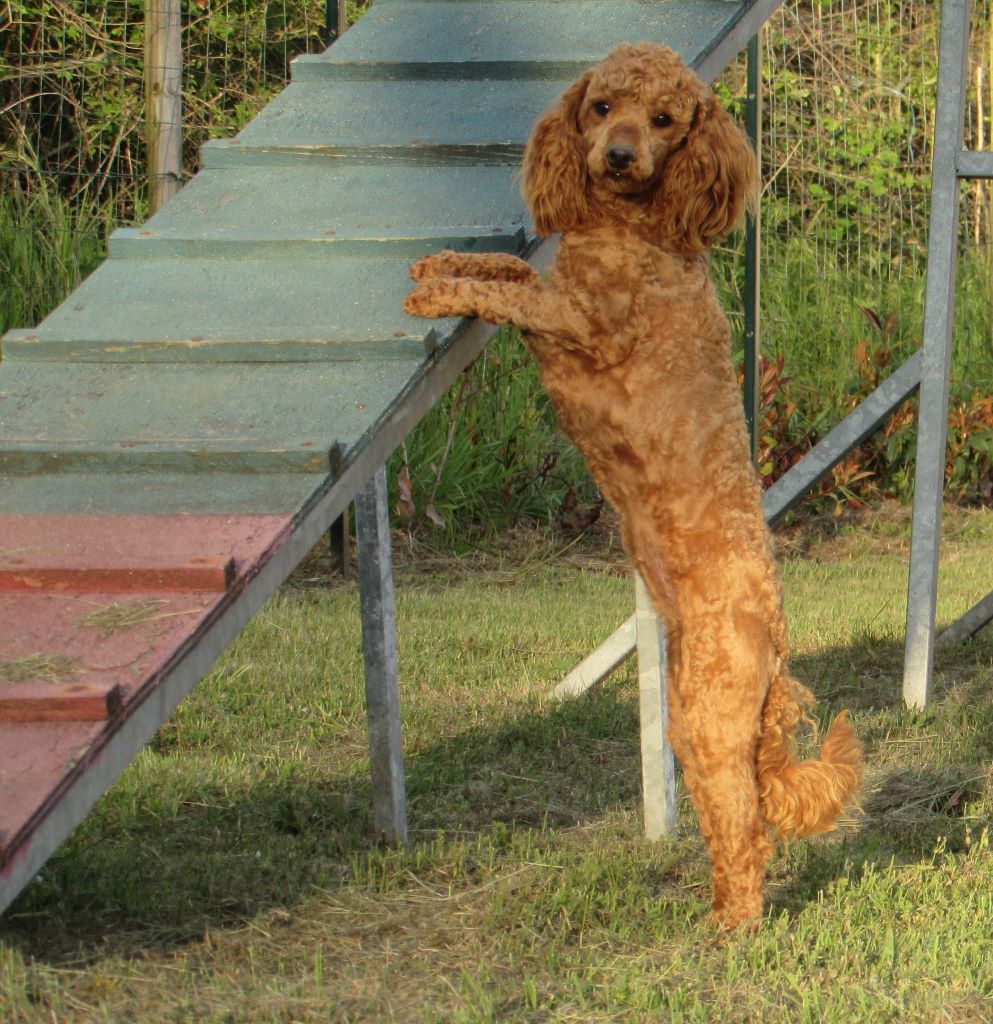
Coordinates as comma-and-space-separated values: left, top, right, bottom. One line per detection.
326, 0, 349, 44
145, 0, 183, 214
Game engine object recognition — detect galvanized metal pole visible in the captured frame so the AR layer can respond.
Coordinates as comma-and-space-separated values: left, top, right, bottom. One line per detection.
328, 504, 350, 579
634, 575, 677, 839
355, 465, 408, 844
743, 32, 762, 463
145, 0, 183, 214
902, 0, 972, 709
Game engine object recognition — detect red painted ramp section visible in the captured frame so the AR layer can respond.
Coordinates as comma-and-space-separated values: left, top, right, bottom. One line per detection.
0, 514, 292, 865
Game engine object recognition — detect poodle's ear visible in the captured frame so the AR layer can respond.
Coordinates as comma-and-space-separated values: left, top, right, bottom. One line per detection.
522, 72, 593, 236
654, 94, 759, 254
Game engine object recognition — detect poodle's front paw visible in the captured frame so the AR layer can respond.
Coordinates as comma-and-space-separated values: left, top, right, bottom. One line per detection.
409, 250, 461, 281
403, 279, 472, 319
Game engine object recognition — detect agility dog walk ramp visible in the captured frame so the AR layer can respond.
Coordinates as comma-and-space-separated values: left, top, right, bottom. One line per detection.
0, 0, 782, 916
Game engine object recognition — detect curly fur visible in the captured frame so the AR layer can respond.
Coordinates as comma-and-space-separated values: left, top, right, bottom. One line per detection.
404, 43, 862, 928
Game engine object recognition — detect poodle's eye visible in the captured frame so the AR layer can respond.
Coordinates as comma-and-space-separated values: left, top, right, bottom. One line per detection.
652, 112, 673, 128
592, 101, 611, 118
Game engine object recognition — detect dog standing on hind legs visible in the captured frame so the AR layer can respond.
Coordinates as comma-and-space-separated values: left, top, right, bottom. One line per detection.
404, 43, 862, 928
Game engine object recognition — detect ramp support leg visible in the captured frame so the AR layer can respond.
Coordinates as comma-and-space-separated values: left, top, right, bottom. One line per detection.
903, 0, 971, 708
328, 506, 350, 580
355, 464, 408, 844
635, 575, 677, 839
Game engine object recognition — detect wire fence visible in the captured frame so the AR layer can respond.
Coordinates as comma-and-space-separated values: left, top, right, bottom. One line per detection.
1, 1, 329, 217
762, 1, 935, 270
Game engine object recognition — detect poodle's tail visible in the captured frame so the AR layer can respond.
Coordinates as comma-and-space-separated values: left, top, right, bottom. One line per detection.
756, 673, 862, 839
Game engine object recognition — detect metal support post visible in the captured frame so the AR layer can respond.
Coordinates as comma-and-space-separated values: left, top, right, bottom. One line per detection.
743, 32, 762, 462
634, 575, 677, 839
328, 505, 350, 579
355, 465, 408, 844
902, 0, 972, 709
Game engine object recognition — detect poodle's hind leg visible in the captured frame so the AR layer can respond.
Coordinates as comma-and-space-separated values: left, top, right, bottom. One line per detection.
409, 250, 540, 284
668, 651, 772, 929
674, 732, 771, 928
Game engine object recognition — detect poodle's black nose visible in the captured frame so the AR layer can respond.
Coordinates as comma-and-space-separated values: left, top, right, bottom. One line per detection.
605, 144, 636, 171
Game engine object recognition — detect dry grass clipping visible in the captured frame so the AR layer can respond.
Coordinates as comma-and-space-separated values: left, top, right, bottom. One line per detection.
0, 653, 79, 683
77, 598, 170, 638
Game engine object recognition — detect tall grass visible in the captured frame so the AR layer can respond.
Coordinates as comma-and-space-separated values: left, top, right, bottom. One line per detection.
389, 328, 602, 550
0, 188, 112, 336
733, 236, 993, 402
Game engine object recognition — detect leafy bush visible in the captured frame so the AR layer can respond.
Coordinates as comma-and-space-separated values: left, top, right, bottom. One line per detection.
754, 306, 993, 517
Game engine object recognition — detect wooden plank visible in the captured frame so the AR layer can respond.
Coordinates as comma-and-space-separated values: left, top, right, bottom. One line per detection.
106, 164, 529, 260
0, 446, 329, 476
0, 516, 286, 598
0, 590, 216, 698
295, 0, 745, 79
202, 138, 525, 169
293, 55, 595, 83
0, 471, 329, 516
0, 515, 284, 582
1, 256, 443, 362
0, 515, 291, 683
210, 80, 569, 160
0, 561, 234, 593
0, 683, 123, 723
0, 360, 420, 474
1, 329, 431, 365
140, 164, 527, 239
109, 224, 526, 260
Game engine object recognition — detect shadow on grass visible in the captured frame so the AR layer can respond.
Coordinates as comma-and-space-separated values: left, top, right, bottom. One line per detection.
769, 633, 993, 917
0, 683, 644, 961
2, 632, 991, 961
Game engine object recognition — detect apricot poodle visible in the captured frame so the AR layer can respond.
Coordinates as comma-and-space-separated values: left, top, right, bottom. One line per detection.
404, 43, 862, 928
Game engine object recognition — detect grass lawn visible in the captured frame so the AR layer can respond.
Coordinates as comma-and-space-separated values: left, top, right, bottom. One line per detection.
2, 507, 993, 1022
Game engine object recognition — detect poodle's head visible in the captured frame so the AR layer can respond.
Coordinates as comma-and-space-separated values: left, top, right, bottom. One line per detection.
522, 43, 758, 254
